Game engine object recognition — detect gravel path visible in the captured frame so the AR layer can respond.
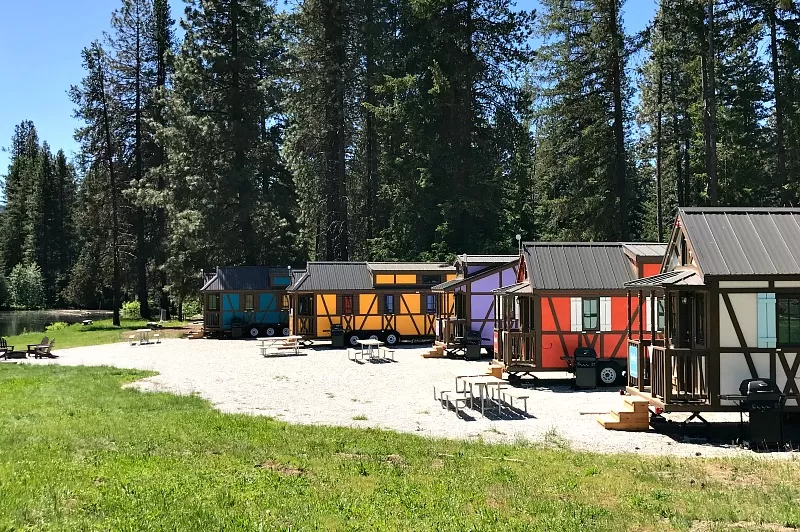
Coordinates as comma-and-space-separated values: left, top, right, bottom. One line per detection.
12, 338, 790, 458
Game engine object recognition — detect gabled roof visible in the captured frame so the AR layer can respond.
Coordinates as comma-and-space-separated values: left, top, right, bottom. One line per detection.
367, 262, 455, 273
679, 207, 800, 276
522, 242, 635, 291
622, 243, 668, 259
456, 254, 518, 265
430, 278, 464, 291
200, 266, 290, 292
288, 262, 372, 292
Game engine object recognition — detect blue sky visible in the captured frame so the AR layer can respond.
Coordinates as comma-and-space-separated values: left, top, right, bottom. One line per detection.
0, 0, 657, 174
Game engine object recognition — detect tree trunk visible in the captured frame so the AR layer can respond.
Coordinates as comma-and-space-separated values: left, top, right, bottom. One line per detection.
154, 0, 170, 319
97, 48, 121, 327
702, 0, 718, 205
656, 67, 664, 242
770, 5, 788, 203
609, 0, 629, 239
134, 5, 150, 319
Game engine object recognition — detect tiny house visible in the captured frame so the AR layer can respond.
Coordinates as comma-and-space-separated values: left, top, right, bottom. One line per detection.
287, 261, 456, 345
493, 242, 665, 386
431, 254, 519, 355
626, 207, 800, 413
200, 266, 292, 338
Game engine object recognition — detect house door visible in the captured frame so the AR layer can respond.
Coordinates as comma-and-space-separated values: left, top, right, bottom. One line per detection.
297, 295, 315, 335
677, 294, 693, 348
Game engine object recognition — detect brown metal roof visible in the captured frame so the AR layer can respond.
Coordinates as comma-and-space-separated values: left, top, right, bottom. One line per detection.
493, 281, 531, 294
679, 207, 800, 276
287, 262, 373, 292
523, 242, 635, 290
456, 254, 518, 265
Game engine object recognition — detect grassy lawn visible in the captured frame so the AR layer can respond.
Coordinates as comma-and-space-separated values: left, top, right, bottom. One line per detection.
1, 366, 799, 530
3, 319, 190, 350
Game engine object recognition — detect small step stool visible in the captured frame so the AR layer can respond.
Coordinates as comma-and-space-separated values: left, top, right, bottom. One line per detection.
597, 396, 650, 431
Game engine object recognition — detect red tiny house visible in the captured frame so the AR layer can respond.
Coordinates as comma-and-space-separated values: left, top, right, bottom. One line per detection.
494, 243, 666, 386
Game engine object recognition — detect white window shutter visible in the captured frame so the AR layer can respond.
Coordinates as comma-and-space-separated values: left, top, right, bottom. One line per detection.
645, 297, 652, 331
570, 297, 582, 332
600, 297, 612, 332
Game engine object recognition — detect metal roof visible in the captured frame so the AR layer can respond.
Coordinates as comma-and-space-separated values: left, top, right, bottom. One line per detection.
625, 270, 703, 288
456, 254, 518, 265
288, 262, 373, 292
493, 281, 531, 294
523, 242, 635, 290
431, 277, 466, 291
367, 262, 455, 272
200, 266, 290, 292
679, 207, 800, 276
622, 243, 668, 258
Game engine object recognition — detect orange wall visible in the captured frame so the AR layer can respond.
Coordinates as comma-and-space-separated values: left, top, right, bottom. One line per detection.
642, 262, 661, 277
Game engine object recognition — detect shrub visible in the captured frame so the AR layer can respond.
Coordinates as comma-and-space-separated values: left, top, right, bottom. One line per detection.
0, 271, 8, 309
8, 263, 45, 309
182, 298, 201, 318
121, 300, 141, 319
45, 322, 69, 332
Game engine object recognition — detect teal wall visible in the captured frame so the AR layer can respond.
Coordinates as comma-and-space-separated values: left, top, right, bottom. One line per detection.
220, 291, 289, 329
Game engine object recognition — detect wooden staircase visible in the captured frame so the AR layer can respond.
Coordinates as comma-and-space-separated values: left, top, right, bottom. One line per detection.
596, 397, 650, 431
422, 343, 445, 358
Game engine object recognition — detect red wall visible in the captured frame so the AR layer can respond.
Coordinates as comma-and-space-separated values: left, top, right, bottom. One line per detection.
641, 262, 661, 278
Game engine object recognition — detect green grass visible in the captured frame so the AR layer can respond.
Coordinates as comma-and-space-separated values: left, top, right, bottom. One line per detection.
4, 319, 189, 350
2, 365, 800, 531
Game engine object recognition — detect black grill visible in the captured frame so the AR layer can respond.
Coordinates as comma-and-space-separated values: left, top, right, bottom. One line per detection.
739, 378, 784, 447
573, 347, 597, 388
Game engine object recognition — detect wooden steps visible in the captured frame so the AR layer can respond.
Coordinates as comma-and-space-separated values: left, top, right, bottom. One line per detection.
596, 397, 650, 431
422, 345, 445, 358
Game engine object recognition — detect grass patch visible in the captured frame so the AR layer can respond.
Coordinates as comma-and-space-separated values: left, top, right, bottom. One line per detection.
4, 319, 189, 350
2, 365, 800, 530
352, 414, 368, 421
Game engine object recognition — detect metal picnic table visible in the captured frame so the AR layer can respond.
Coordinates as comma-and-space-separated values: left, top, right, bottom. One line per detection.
456, 375, 507, 416
136, 329, 152, 345
259, 335, 303, 357
356, 339, 383, 360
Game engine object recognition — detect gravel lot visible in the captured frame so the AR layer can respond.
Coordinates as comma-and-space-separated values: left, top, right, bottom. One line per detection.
12, 338, 788, 457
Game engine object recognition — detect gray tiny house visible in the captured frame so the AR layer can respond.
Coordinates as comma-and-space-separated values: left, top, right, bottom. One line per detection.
200, 266, 292, 338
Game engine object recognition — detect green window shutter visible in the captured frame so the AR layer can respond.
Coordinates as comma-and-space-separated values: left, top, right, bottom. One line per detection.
757, 293, 776, 348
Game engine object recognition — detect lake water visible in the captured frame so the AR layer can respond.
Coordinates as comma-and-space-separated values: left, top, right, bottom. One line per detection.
0, 310, 113, 337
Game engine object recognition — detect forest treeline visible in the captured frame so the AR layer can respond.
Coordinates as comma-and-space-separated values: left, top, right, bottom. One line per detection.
1, 0, 799, 321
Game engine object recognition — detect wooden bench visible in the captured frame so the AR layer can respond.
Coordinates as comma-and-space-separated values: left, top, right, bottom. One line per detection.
501, 388, 530, 413
129, 335, 137, 345
153, 334, 160, 344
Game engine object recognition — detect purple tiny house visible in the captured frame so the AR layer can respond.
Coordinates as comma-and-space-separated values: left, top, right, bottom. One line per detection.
431, 254, 520, 357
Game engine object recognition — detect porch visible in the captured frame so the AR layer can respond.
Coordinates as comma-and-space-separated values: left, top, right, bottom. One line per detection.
436, 317, 468, 346
496, 330, 536, 368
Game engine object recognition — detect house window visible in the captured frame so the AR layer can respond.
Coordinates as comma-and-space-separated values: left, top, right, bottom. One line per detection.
582, 298, 600, 331
244, 294, 254, 311
343, 295, 354, 315
420, 275, 442, 286
454, 293, 467, 319
207, 294, 219, 311
425, 294, 436, 314
298, 295, 313, 315
694, 293, 706, 346
777, 296, 800, 346
281, 295, 289, 311
657, 297, 665, 331
384, 294, 395, 314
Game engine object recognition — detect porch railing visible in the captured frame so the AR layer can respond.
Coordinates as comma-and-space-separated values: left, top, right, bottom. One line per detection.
437, 318, 467, 345
650, 346, 710, 405
204, 312, 220, 328
500, 331, 535, 367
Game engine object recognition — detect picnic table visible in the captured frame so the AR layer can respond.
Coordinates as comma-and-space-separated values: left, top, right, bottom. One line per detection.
356, 339, 383, 360
136, 329, 152, 345
456, 375, 507, 416
259, 335, 303, 357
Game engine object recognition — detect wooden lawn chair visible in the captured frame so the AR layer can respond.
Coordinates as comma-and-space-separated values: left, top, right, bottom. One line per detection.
27, 337, 49, 356
34, 339, 57, 359
0, 337, 15, 359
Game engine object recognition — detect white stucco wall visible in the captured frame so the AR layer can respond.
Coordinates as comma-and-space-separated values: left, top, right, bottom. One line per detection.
718, 281, 770, 288
719, 352, 772, 405
775, 280, 800, 288
719, 293, 757, 349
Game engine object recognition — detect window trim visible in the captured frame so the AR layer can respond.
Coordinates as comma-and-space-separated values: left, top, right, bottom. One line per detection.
244, 294, 255, 311
582, 297, 600, 332
207, 294, 219, 311
281, 295, 289, 311
342, 295, 355, 316
777, 295, 800, 347
383, 294, 395, 315
424, 294, 436, 314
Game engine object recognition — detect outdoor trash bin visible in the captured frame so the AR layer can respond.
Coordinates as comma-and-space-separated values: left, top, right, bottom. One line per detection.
739, 378, 784, 447
573, 347, 598, 388
330, 324, 345, 348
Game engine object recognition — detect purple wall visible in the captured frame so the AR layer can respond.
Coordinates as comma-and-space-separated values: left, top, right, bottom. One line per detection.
467, 263, 517, 346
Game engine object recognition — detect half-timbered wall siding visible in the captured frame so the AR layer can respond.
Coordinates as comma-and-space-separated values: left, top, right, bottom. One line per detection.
212, 291, 287, 330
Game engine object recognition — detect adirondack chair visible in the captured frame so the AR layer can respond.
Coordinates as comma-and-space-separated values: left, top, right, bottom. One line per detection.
27, 336, 49, 356
0, 337, 14, 359
34, 339, 57, 359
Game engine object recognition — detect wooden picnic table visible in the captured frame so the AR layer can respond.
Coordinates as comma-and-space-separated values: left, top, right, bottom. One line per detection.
456, 375, 506, 416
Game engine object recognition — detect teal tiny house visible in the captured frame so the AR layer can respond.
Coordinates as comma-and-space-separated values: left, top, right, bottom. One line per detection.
200, 266, 292, 338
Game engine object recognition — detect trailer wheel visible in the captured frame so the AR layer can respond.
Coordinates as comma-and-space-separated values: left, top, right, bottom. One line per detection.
368, 334, 380, 341
281, 327, 290, 336
263, 327, 276, 337
385, 332, 399, 346
348, 333, 361, 347
598, 362, 621, 386
250, 326, 262, 338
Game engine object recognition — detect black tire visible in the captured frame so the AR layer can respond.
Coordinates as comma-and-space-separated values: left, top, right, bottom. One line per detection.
367, 333, 380, 341
597, 362, 622, 386
281, 327, 291, 336
264, 326, 276, 337
348, 333, 361, 347
384, 331, 399, 346
248, 326, 261, 338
